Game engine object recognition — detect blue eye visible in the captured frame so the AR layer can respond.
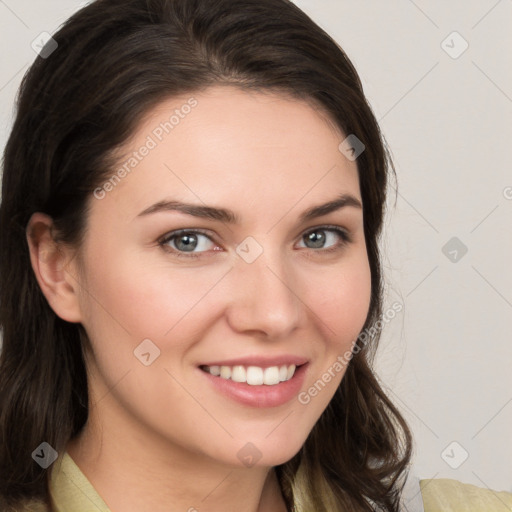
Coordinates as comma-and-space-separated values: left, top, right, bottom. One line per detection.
159, 230, 216, 257
298, 226, 351, 251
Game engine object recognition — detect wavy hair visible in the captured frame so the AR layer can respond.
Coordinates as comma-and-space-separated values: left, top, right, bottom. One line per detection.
0, 0, 412, 510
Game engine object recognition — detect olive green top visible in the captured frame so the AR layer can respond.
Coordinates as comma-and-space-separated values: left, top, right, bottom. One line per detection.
15, 451, 512, 511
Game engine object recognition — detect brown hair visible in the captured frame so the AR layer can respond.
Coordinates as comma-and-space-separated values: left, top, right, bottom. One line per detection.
0, 0, 412, 510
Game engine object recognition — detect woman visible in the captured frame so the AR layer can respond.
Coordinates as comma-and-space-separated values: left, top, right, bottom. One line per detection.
1, 1, 510, 511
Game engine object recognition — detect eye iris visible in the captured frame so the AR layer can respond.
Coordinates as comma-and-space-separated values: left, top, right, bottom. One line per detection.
305, 230, 325, 249
175, 233, 197, 252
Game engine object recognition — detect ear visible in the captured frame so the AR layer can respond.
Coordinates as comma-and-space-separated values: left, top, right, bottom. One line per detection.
26, 212, 83, 323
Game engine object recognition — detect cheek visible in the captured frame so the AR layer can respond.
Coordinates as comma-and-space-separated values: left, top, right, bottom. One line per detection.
292, 254, 371, 427
306, 252, 372, 350
76, 239, 230, 365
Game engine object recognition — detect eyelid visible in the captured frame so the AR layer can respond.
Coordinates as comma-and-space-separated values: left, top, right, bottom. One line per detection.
158, 227, 214, 243
301, 223, 351, 240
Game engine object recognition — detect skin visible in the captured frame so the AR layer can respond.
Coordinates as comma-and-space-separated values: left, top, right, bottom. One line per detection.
27, 85, 371, 512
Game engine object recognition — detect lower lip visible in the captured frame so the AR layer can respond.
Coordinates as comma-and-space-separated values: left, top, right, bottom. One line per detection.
199, 364, 309, 408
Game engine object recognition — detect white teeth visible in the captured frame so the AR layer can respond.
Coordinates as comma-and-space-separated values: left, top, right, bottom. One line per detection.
220, 366, 232, 379
204, 364, 298, 385
209, 365, 220, 376
246, 366, 264, 385
263, 366, 280, 385
231, 365, 246, 383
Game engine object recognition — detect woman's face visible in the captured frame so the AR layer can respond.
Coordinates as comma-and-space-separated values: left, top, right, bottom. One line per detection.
72, 85, 371, 467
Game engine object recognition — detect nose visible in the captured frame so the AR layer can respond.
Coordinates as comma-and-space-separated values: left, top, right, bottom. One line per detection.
225, 246, 303, 339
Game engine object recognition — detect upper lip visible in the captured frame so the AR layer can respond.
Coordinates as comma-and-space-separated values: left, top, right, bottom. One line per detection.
199, 355, 309, 368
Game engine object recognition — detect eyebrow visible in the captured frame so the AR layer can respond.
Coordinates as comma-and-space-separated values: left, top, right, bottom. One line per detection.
136, 193, 362, 224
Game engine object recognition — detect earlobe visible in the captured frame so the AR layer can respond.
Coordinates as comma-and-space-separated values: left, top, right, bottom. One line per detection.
26, 212, 83, 323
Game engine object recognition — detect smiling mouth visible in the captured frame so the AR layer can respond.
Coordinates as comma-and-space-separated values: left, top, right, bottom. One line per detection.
199, 364, 300, 386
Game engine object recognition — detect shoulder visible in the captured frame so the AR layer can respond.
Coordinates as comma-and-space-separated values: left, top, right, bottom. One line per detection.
420, 478, 512, 512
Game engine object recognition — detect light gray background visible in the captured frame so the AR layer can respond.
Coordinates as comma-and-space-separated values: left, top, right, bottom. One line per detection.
1, 0, 511, 496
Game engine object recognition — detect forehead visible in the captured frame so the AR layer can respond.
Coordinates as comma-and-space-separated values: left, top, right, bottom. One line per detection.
94, 85, 361, 222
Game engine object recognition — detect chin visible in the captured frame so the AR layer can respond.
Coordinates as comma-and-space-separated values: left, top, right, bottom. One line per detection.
225, 431, 308, 469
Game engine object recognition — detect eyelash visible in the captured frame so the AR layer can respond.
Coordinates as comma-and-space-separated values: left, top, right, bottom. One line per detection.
158, 225, 353, 260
